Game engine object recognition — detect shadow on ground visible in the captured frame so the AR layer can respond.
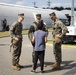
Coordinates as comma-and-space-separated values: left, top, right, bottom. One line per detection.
0, 44, 10, 46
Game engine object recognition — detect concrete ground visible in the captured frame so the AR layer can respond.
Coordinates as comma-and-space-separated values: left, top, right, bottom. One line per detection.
0, 35, 76, 75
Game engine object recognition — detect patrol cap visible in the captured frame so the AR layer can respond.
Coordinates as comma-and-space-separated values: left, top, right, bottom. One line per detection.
18, 13, 24, 18
36, 14, 41, 17
49, 12, 56, 18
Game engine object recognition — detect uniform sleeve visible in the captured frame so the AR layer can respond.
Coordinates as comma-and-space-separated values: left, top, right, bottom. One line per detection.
28, 25, 35, 41
59, 21, 69, 36
9, 22, 17, 38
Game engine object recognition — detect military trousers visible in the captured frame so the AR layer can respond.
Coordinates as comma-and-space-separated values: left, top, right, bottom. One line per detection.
12, 39, 22, 66
53, 41, 62, 64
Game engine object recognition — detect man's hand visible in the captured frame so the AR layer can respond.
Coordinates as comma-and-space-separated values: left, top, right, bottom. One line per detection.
14, 37, 19, 41
53, 34, 62, 43
12, 38, 19, 45
55, 34, 62, 38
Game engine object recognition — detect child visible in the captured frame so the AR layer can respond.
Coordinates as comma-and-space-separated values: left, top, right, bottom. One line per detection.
31, 22, 47, 73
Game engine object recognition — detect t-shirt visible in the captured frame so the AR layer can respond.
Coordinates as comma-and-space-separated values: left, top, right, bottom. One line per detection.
34, 30, 47, 51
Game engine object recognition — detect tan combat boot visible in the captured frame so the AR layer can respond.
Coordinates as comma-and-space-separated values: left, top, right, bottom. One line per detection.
16, 64, 21, 67
51, 62, 57, 67
12, 65, 21, 71
51, 62, 61, 70
16, 64, 23, 68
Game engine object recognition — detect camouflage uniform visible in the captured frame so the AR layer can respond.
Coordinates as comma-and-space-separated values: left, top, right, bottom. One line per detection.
10, 21, 23, 66
52, 19, 68, 64
28, 20, 48, 63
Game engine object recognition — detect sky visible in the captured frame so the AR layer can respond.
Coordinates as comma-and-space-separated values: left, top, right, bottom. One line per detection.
0, 0, 76, 8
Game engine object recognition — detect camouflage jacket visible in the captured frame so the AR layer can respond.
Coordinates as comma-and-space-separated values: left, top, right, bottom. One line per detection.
9, 21, 23, 39
52, 19, 68, 38
28, 21, 48, 41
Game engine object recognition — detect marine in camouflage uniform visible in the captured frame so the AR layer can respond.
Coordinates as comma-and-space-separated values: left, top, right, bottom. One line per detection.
49, 12, 69, 70
28, 14, 48, 66
9, 13, 24, 71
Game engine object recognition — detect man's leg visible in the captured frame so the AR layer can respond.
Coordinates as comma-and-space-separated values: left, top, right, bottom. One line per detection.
32, 46, 35, 66
12, 40, 22, 70
39, 51, 45, 72
51, 41, 62, 70
31, 51, 38, 73
33, 51, 38, 70
16, 40, 22, 67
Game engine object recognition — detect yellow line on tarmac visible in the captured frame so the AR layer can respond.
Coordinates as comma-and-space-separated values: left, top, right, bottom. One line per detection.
46, 43, 76, 48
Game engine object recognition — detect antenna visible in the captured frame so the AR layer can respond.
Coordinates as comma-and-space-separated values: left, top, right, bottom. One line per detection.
47, 0, 51, 8
33, 1, 36, 8
71, 0, 74, 26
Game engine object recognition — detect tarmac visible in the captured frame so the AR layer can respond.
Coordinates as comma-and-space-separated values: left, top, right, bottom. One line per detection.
0, 34, 76, 75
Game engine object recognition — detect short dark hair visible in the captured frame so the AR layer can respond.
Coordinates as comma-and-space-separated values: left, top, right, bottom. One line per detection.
36, 14, 41, 17
18, 13, 24, 16
37, 20, 43, 30
49, 12, 56, 16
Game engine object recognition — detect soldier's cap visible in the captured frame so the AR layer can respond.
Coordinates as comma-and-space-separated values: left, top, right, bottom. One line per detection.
49, 12, 56, 18
18, 13, 24, 18
36, 14, 41, 17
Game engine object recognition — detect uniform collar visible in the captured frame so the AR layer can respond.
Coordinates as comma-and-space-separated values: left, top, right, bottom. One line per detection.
54, 19, 59, 24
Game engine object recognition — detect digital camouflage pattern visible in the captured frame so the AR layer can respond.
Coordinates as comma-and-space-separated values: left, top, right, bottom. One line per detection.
52, 19, 68, 64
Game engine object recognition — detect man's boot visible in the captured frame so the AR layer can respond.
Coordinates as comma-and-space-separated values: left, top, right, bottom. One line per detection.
16, 64, 23, 68
51, 62, 57, 67
51, 62, 61, 70
12, 65, 21, 71
16, 64, 20, 67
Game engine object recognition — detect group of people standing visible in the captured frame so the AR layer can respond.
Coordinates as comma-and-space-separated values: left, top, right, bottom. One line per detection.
1, 18, 9, 31
9, 12, 68, 73
1, 19, 7, 31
